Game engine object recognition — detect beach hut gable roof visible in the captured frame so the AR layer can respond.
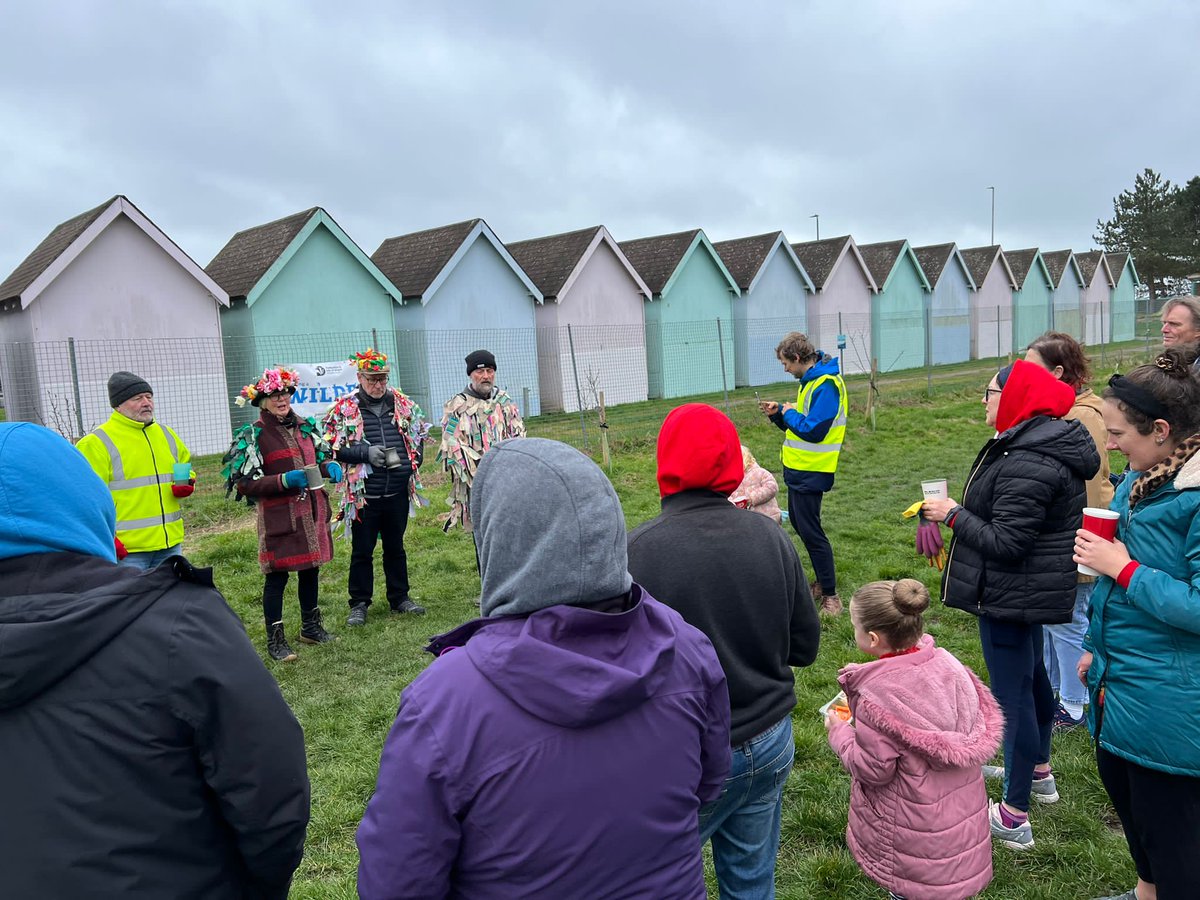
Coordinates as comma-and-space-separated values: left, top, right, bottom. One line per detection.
373, 218, 541, 304
1041, 250, 1084, 288
1074, 250, 1114, 288
913, 242, 977, 291
714, 231, 815, 294
858, 239, 932, 293
1104, 251, 1141, 286
206, 207, 396, 305
791, 235, 878, 293
1005, 249, 1053, 290
1, 195, 228, 308
508, 225, 650, 301
960, 245, 1017, 290
618, 229, 739, 297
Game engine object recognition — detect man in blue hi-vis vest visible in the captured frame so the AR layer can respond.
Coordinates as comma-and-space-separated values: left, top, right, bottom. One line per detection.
759, 331, 847, 615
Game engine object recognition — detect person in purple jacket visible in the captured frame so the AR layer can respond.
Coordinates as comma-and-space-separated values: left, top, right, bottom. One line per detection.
356, 437, 731, 900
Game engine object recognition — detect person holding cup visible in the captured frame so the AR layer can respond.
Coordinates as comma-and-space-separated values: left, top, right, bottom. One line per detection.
1073, 348, 1200, 900
322, 348, 430, 626
77, 371, 196, 570
226, 366, 343, 662
1024, 331, 1113, 731
922, 359, 1099, 851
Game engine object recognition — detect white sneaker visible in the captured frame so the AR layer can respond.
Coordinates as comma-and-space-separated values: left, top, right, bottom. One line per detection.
988, 801, 1034, 851
980, 766, 1059, 803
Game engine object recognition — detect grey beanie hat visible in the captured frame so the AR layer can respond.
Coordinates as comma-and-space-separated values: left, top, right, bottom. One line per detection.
471, 437, 632, 618
108, 371, 153, 408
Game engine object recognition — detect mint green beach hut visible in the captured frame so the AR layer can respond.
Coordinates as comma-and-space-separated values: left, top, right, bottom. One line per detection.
1005, 249, 1054, 350
207, 207, 402, 424
858, 239, 931, 373
1105, 252, 1141, 341
618, 229, 741, 399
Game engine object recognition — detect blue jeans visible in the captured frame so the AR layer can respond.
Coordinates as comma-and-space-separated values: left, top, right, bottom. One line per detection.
119, 544, 181, 571
978, 617, 1055, 812
1043, 582, 1092, 706
699, 716, 794, 899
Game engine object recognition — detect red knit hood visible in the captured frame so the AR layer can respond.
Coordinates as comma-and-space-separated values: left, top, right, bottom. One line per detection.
656, 404, 744, 498
995, 359, 1075, 433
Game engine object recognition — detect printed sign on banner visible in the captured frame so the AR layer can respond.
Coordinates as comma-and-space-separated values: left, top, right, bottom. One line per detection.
289, 361, 358, 418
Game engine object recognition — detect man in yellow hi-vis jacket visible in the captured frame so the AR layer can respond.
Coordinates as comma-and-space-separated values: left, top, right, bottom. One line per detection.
759, 332, 847, 615
77, 371, 194, 569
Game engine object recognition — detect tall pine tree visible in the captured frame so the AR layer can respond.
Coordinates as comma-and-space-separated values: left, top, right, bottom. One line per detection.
1094, 168, 1186, 299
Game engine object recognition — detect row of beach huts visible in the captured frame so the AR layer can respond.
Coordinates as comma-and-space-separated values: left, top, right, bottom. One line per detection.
0, 195, 1141, 454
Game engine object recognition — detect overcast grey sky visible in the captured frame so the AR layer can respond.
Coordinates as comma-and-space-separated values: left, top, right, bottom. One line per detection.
1, 0, 1197, 279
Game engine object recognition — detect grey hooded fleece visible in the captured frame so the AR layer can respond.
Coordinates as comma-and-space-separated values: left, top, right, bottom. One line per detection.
470, 438, 633, 617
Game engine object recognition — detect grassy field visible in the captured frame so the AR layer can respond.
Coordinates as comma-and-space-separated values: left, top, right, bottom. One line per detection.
175, 355, 1153, 900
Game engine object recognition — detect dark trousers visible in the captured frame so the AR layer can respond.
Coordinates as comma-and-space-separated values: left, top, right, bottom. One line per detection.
1097, 747, 1200, 899
786, 488, 836, 595
263, 568, 319, 623
978, 617, 1055, 812
349, 492, 410, 608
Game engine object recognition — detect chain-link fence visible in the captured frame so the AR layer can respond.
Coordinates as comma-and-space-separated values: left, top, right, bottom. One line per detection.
0, 299, 1164, 457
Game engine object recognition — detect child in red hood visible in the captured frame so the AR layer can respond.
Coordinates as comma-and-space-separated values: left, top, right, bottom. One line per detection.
922, 359, 1100, 851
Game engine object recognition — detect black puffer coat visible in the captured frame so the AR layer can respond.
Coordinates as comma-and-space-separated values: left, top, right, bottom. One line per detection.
940, 415, 1100, 624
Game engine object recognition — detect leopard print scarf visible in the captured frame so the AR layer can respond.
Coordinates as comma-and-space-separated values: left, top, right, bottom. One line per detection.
1129, 433, 1200, 508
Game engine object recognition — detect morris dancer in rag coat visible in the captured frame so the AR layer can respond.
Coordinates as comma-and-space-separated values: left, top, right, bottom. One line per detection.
224, 367, 343, 662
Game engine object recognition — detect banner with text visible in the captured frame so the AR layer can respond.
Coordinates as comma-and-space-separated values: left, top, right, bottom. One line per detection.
289, 361, 358, 418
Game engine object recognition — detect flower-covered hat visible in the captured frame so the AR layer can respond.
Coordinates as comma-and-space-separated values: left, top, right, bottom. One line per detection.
350, 348, 390, 375
237, 366, 300, 407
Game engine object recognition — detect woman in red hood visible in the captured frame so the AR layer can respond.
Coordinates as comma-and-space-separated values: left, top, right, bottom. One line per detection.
923, 359, 1100, 851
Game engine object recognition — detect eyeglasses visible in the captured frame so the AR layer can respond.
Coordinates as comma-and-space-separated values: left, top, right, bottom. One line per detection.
362, 375, 388, 384
983, 387, 1002, 401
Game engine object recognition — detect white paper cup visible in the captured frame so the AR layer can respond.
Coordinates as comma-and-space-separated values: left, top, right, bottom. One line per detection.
1078, 507, 1120, 575
921, 479, 948, 501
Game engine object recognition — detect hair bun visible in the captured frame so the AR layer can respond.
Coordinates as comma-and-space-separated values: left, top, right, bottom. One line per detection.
892, 578, 930, 615
1154, 348, 1195, 377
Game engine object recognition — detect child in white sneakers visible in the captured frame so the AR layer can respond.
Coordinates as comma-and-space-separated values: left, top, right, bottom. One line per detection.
826, 579, 1004, 899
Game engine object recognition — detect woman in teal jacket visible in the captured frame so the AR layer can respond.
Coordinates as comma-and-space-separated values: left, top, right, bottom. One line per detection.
1074, 347, 1200, 900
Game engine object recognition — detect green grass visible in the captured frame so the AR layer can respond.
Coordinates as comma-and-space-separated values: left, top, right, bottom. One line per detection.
178, 351, 1153, 900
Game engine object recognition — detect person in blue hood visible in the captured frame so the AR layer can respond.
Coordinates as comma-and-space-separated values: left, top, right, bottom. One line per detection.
0, 422, 310, 899
759, 331, 849, 614
356, 437, 731, 900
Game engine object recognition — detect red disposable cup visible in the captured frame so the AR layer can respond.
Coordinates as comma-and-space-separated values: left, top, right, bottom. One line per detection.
1079, 507, 1119, 575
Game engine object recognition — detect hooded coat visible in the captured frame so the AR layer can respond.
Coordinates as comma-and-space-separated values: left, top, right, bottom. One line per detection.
356, 438, 730, 900
940, 361, 1100, 623
627, 404, 821, 745
0, 423, 309, 899
1085, 446, 1200, 777
828, 636, 1004, 900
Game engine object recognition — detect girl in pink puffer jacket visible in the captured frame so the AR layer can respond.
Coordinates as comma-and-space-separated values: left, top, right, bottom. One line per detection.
730, 445, 782, 523
825, 580, 1003, 900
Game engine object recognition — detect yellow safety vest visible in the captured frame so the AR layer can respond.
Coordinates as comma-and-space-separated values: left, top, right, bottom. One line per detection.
780, 373, 847, 474
76, 412, 191, 553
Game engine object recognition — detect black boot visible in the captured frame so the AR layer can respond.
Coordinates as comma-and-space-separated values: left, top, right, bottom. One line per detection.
266, 620, 298, 662
298, 608, 336, 645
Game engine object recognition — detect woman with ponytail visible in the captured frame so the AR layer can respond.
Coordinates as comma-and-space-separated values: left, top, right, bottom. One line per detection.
1074, 348, 1200, 900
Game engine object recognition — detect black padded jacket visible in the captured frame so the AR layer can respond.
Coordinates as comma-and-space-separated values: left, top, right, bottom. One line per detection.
940, 415, 1100, 624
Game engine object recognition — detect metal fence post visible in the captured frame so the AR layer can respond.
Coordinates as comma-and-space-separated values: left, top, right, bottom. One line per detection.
67, 337, 85, 438
371, 327, 378, 350
996, 307, 1002, 367
567, 324, 588, 447
716, 318, 729, 412
923, 300, 932, 397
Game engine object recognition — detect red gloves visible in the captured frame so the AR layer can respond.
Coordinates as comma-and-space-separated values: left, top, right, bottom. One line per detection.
172, 479, 196, 499
114, 537, 128, 560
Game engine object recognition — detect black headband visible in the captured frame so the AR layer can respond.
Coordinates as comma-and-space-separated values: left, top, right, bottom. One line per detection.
1108, 373, 1170, 421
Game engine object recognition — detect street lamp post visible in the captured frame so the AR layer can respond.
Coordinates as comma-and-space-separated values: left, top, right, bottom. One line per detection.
988, 186, 995, 244
809, 213, 820, 241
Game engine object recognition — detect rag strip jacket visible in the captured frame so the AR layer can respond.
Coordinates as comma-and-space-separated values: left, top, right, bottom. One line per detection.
437, 389, 525, 531
321, 388, 430, 538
